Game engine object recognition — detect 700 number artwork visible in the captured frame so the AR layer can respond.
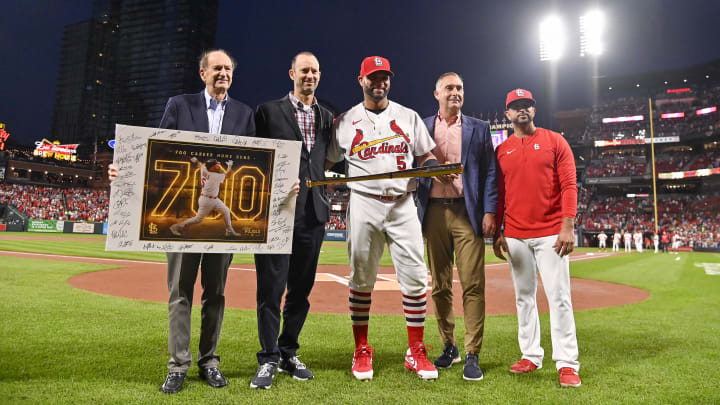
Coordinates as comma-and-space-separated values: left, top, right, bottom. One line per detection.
106, 125, 301, 254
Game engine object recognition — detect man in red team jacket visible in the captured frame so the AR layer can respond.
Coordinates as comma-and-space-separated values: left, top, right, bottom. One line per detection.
493, 89, 581, 388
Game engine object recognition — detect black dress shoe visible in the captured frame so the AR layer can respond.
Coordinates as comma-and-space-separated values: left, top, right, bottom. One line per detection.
161, 372, 186, 394
199, 367, 228, 388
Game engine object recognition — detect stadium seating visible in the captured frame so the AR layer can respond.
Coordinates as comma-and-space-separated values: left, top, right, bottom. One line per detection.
0, 183, 108, 222
578, 187, 720, 248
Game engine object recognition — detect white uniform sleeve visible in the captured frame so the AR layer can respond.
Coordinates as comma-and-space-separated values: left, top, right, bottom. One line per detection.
411, 111, 435, 157
327, 114, 346, 163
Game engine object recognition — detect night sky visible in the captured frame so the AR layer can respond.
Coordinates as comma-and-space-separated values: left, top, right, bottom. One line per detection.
2, 0, 719, 146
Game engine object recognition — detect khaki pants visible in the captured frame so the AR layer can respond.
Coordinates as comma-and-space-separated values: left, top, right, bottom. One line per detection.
424, 201, 485, 354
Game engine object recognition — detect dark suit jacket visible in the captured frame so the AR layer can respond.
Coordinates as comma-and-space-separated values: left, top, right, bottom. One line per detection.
159, 91, 255, 136
254, 95, 334, 225
416, 114, 498, 236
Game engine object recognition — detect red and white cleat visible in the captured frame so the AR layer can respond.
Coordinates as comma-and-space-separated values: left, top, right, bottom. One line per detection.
352, 345, 374, 381
404, 343, 438, 380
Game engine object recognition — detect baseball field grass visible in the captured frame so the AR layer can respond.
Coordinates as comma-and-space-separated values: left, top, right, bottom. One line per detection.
1, 232, 719, 404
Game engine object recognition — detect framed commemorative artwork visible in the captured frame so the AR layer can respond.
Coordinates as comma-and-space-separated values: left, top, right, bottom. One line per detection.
106, 124, 301, 254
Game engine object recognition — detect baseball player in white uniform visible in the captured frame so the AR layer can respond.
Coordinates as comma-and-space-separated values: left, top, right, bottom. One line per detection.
612, 230, 621, 252
623, 230, 632, 252
653, 233, 659, 253
671, 233, 682, 252
633, 229, 643, 253
597, 230, 607, 252
170, 157, 240, 237
326, 56, 439, 381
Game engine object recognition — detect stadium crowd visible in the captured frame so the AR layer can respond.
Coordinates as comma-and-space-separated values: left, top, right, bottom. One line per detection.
688, 150, 720, 170
326, 214, 346, 230
0, 183, 109, 222
655, 151, 692, 172
325, 189, 349, 230
585, 158, 647, 177
578, 188, 720, 248
585, 147, 719, 177
581, 85, 720, 142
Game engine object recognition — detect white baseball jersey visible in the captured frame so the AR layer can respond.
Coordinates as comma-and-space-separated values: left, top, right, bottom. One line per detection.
633, 232, 642, 243
624, 232, 632, 243
598, 233, 608, 243
328, 101, 435, 196
613, 233, 621, 243
200, 165, 227, 197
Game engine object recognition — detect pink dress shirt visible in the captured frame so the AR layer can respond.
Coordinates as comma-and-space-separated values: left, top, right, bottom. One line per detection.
430, 112, 463, 198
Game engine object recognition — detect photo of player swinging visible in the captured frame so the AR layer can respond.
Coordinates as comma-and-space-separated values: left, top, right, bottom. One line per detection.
169, 157, 241, 238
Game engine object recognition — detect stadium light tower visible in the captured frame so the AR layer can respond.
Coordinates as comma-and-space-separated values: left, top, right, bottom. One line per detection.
580, 10, 605, 57
539, 15, 565, 61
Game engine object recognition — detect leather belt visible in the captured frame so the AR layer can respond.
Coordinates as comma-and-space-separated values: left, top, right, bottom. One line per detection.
200, 194, 218, 199
430, 197, 464, 205
354, 190, 410, 201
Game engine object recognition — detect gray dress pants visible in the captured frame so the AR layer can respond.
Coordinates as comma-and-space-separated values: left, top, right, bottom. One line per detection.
166, 252, 232, 373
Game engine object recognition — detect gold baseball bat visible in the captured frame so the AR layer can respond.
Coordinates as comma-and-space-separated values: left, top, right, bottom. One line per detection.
306, 163, 463, 188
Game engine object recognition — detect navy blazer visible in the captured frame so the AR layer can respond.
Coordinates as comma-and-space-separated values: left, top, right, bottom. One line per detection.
159, 91, 255, 136
416, 114, 498, 236
254, 95, 334, 225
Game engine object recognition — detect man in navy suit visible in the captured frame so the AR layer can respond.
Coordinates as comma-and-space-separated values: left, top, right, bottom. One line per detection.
110, 49, 255, 394
158, 49, 255, 394
249, 51, 334, 389
415, 72, 497, 381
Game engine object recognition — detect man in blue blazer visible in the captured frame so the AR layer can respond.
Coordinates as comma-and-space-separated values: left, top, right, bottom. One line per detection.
415, 72, 497, 381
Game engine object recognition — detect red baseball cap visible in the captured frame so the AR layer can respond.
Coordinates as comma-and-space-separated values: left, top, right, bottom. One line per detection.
505, 88, 536, 109
360, 56, 394, 77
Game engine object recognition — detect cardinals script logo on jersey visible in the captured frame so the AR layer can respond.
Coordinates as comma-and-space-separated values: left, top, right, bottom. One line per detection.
350, 120, 410, 160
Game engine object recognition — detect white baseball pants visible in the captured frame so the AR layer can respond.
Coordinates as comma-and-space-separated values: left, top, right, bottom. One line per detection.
177, 196, 233, 231
506, 235, 580, 371
346, 192, 427, 297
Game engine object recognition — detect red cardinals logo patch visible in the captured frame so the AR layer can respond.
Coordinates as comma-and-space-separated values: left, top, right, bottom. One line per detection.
389, 120, 411, 144
350, 129, 366, 157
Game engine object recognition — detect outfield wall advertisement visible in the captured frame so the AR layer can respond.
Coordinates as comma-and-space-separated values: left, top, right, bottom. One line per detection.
28, 219, 64, 233
27, 219, 106, 234
72, 222, 95, 234
324, 230, 347, 241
